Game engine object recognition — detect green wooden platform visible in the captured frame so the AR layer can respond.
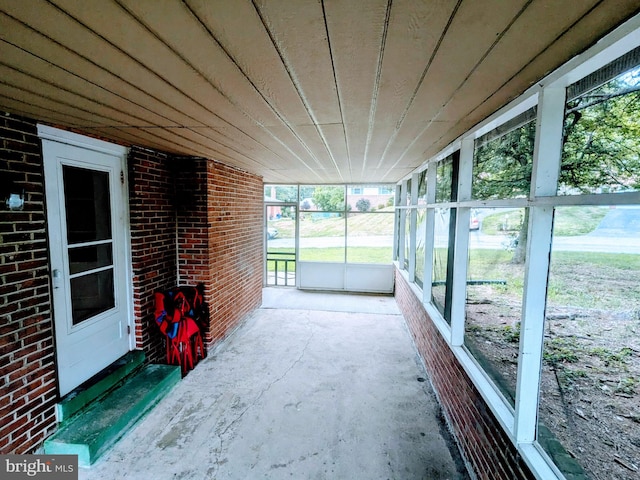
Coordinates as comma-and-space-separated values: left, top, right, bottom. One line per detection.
45, 354, 181, 467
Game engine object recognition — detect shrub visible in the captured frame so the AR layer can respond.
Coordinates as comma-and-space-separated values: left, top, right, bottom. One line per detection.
355, 198, 371, 212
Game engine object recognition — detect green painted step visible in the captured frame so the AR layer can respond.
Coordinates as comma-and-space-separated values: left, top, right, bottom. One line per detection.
56, 350, 146, 423
44, 363, 181, 467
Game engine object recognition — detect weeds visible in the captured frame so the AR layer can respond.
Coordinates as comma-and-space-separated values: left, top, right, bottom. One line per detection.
466, 324, 482, 334
590, 347, 633, 367
614, 377, 638, 395
543, 337, 580, 366
501, 324, 520, 343
557, 368, 589, 390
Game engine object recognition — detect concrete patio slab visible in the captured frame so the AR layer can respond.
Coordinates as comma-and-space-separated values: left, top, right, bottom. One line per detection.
79, 290, 468, 479
261, 287, 401, 315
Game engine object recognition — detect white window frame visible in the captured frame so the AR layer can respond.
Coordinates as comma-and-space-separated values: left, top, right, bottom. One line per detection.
395, 13, 640, 480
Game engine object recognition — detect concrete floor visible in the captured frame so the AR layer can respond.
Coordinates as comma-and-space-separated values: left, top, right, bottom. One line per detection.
80, 288, 469, 480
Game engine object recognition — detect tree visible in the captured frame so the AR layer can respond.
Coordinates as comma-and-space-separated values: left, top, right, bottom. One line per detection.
471, 65, 640, 264
473, 119, 535, 264
561, 71, 640, 194
312, 186, 344, 211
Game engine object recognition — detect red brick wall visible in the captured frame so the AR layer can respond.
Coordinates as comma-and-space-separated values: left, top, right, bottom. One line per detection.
0, 114, 57, 454
0, 117, 264, 454
206, 160, 263, 344
129, 152, 264, 354
175, 157, 209, 288
128, 146, 177, 362
394, 269, 536, 480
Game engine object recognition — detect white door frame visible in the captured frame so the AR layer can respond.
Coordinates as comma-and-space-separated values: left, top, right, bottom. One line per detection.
38, 125, 134, 396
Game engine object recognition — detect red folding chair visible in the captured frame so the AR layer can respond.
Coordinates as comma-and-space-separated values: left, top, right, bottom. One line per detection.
154, 288, 206, 374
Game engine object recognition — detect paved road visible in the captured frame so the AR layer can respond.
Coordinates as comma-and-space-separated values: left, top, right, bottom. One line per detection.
270, 233, 640, 254
266, 208, 638, 291
269, 206, 640, 255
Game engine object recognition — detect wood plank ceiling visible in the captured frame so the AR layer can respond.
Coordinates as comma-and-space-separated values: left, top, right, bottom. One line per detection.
1, 0, 638, 183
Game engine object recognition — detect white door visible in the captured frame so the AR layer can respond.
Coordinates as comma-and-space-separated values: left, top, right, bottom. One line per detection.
40, 126, 131, 396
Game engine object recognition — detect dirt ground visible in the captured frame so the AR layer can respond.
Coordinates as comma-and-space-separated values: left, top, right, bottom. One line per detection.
465, 292, 640, 480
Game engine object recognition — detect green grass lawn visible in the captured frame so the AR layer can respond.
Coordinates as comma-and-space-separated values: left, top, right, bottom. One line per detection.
268, 247, 392, 267
272, 206, 609, 239
547, 251, 640, 309
268, 211, 395, 239
267, 206, 638, 311
269, 243, 638, 311
467, 248, 640, 310
481, 206, 609, 236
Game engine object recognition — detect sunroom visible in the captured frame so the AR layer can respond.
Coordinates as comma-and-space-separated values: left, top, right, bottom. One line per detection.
1, 2, 639, 479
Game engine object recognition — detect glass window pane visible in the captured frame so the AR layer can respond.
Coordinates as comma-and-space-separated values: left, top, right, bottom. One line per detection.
264, 184, 298, 202
405, 179, 412, 205
68, 243, 113, 275
464, 207, 528, 406
435, 159, 453, 203
473, 109, 536, 200
415, 208, 426, 288
394, 209, 401, 261
70, 269, 114, 325
300, 185, 345, 211
299, 212, 345, 262
432, 208, 452, 319
346, 212, 394, 263
404, 210, 410, 270
417, 171, 427, 204
63, 166, 112, 244
538, 204, 640, 480
560, 64, 640, 195
346, 184, 395, 212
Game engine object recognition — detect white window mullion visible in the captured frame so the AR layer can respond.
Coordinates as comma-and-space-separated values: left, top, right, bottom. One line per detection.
450, 139, 474, 346
515, 86, 565, 444
515, 205, 554, 444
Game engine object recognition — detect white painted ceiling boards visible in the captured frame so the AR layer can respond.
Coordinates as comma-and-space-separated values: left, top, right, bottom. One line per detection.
1, 1, 638, 183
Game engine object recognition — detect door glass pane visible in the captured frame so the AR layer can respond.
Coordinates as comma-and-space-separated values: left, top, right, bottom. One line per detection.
63, 164, 115, 325
63, 165, 112, 244
70, 269, 115, 325
68, 244, 113, 275
266, 206, 296, 286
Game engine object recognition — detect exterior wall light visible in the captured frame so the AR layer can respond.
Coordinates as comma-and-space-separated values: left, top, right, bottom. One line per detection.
6, 191, 25, 211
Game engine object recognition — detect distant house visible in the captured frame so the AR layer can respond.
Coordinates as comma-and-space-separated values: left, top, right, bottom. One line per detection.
346, 185, 394, 211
